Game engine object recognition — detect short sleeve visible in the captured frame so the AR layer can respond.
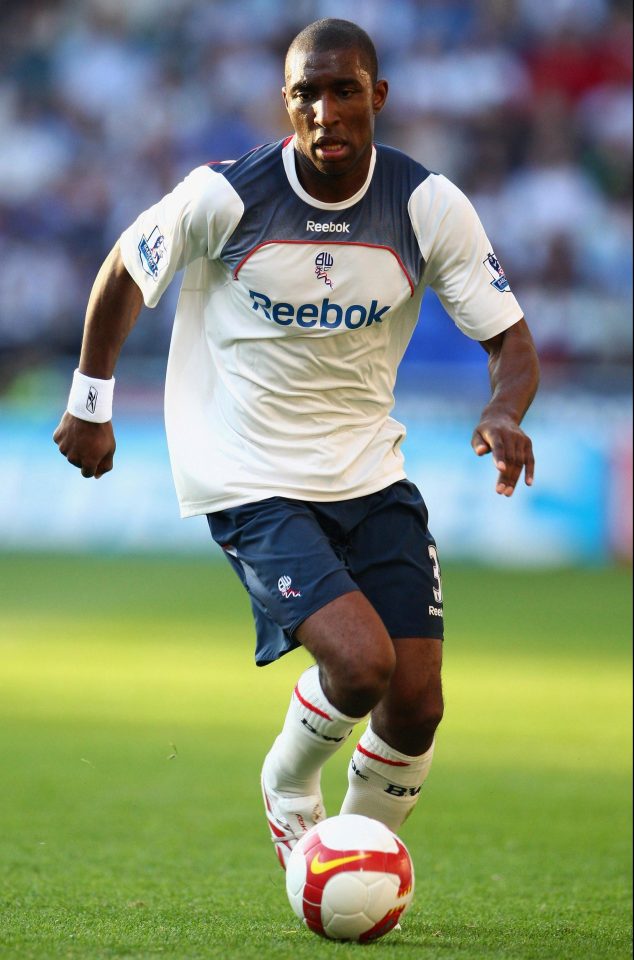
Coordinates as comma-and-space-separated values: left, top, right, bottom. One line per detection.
119, 165, 244, 308
408, 174, 523, 341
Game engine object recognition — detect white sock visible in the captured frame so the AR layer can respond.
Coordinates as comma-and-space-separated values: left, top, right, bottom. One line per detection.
264, 664, 365, 798
340, 723, 435, 832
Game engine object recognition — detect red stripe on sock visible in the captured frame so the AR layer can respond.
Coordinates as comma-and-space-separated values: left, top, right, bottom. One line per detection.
356, 743, 410, 767
294, 684, 332, 721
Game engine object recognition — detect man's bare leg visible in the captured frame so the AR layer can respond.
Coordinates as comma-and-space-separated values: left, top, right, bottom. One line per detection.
341, 638, 443, 831
261, 591, 396, 866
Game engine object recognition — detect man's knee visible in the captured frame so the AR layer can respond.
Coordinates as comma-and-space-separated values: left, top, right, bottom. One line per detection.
296, 591, 396, 717
392, 695, 444, 740
322, 641, 396, 717
374, 694, 443, 756
372, 638, 444, 754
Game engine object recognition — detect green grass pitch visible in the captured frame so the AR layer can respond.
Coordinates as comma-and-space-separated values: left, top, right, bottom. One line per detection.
0, 554, 631, 960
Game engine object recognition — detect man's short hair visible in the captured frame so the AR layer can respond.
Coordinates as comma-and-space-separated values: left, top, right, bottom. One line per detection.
285, 19, 379, 85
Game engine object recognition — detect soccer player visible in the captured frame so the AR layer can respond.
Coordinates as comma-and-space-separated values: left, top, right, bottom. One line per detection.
53, 19, 539, 869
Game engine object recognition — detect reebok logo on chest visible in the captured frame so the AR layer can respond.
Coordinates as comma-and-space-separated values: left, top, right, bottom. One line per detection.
249, 290, 390, 328
306, 220, 350, 233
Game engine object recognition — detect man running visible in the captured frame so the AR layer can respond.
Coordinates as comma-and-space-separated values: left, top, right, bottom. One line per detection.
54, 18, 539, 869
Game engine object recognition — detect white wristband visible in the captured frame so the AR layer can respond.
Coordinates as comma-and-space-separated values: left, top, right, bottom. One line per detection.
67, 369, 115, 423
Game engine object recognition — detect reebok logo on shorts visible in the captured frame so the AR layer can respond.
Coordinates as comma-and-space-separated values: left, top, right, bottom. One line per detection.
428, 604, 443, 617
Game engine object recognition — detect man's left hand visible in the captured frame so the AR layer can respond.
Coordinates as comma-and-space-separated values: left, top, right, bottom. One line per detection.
471, 414, 534, 496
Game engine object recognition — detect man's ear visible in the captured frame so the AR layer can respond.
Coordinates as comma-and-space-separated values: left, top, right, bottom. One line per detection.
373, 79, 388, 114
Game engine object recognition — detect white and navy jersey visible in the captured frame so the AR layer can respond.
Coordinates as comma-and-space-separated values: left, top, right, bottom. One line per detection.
119, 136, 523, 517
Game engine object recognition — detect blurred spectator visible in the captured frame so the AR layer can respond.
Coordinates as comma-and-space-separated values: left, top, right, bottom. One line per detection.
0, 0, 631, 391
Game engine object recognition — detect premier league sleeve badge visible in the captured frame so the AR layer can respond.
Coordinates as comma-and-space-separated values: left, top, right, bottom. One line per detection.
138, 225, 168, 280
482, 251, 511, 292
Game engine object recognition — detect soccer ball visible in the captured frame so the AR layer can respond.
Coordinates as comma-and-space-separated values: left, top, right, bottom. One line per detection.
285, 814, 414, 942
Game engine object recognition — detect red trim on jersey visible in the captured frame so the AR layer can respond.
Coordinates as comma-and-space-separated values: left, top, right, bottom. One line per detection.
282, 135, 294, 148
294, 684, 332, 721
356, 743, 410, 767
233, 239, 415, 296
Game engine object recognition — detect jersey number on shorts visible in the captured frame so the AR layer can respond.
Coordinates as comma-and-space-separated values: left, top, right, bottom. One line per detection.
428, 545, 443, 604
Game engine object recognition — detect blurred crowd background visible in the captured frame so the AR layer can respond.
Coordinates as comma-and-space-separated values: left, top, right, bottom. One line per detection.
1, 0, 632, 392
0, 0, 631, 562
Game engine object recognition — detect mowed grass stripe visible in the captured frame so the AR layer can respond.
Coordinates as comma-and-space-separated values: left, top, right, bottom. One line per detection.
0, 554, 630, 656
0, 636, 629, 774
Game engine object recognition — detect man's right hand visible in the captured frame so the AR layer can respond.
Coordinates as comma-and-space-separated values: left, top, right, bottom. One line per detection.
53, 413, 116, 479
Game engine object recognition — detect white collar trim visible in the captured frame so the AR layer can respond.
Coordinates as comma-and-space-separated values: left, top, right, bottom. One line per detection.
282, 136, 376, 210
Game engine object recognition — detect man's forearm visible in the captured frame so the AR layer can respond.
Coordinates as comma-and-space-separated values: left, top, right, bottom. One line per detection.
471, 318, 539, 494
78, 243, 144, 379
480, 318, 540, 425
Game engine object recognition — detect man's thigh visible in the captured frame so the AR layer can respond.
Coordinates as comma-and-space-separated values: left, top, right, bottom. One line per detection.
207, 497, 359, 664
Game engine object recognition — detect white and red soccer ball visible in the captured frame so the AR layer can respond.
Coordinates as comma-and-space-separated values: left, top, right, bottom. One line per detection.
285, 814, 414, 942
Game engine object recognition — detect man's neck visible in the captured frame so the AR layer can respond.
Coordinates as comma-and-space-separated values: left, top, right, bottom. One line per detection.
293, 146, 373, 204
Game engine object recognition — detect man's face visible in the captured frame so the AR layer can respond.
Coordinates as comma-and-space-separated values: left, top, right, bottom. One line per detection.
283, 46, 388, 183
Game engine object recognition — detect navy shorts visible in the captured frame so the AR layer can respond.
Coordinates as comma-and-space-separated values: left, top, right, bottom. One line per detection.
207, 480, 444, 666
